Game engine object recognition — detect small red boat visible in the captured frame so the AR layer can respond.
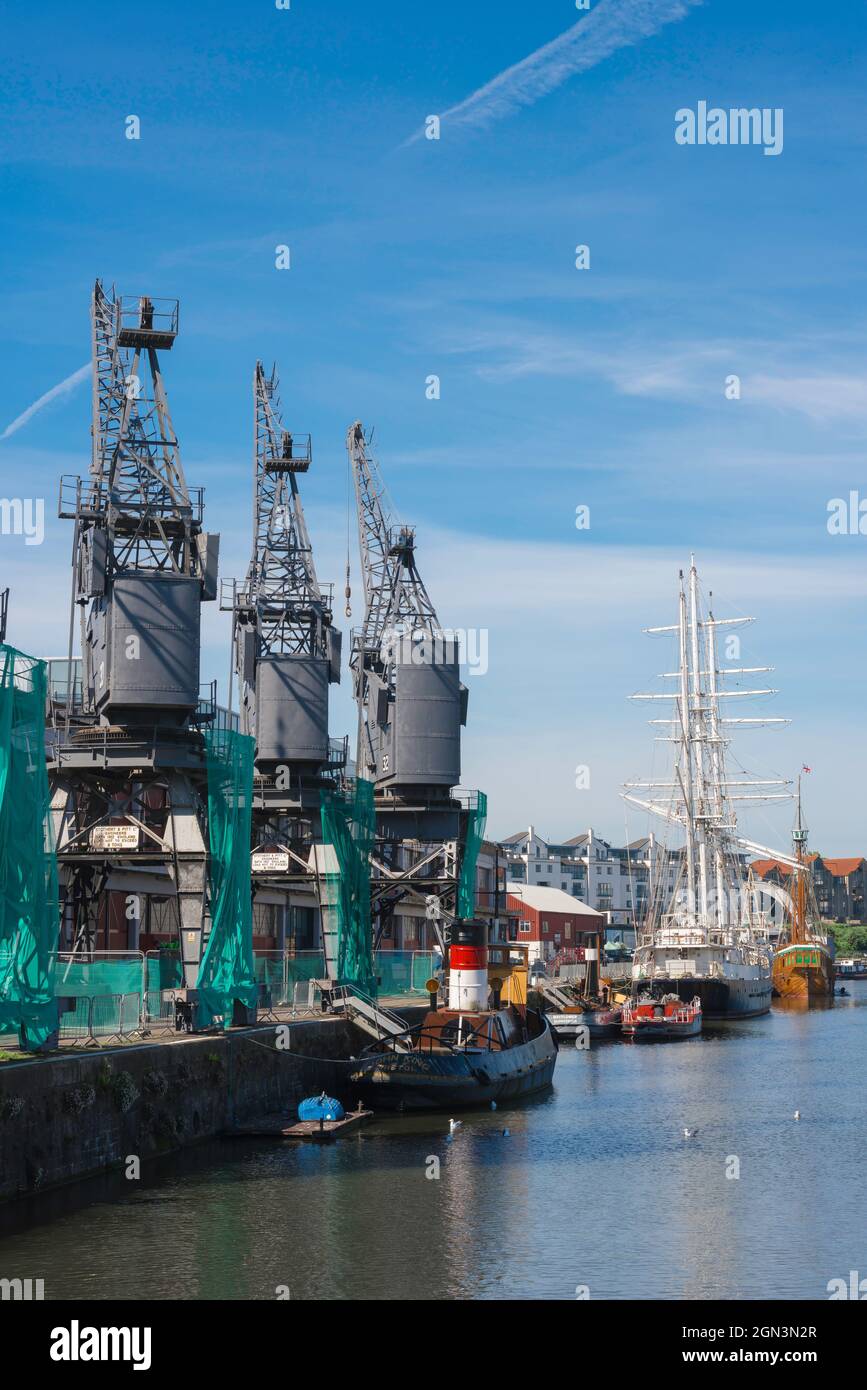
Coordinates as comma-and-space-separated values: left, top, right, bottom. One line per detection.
621, 994, 702, 1042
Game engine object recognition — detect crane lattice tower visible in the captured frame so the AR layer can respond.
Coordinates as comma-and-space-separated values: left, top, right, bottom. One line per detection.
223, 363, 344, 957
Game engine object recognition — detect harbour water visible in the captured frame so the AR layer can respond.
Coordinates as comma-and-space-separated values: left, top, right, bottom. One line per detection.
3, 986, 866, 1301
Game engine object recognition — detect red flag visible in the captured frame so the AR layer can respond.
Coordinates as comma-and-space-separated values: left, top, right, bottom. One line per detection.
802, 764, 812, 773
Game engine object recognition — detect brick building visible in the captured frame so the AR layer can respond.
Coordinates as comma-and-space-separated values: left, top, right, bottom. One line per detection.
752, 854, 867, 924
505, 883, 606, 964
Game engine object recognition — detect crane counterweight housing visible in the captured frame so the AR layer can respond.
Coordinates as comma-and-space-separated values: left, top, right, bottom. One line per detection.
373, 640, 463, 789
87, 573, 201, 721
254, 653, 330, 765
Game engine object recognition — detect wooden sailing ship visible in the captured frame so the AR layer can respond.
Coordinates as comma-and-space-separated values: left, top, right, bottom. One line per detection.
771, 777, 834, 1000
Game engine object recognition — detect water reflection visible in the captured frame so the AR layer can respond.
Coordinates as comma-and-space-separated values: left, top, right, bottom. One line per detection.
1, 986, 867, 1299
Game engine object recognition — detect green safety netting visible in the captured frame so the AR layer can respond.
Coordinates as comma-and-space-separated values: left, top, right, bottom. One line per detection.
56, 955, 143, 996
457, 790, 487, 918
376, 950, 435, 997
320, 779, 376, 995
0, 646, 59, 1050
196, 727, 258, 1028
252, 951, 326, 1006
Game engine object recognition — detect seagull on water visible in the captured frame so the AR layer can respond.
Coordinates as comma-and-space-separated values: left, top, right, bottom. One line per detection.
794, 1110, 801, 1120
683, 1127, 698, 1139
449, 1117, 462, 1135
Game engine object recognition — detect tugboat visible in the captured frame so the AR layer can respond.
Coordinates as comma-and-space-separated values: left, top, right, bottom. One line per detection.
623, 558, 783, 1020
771, 776, 834, 1001
347, 919, 557, 1110
621, 993, 702, 1041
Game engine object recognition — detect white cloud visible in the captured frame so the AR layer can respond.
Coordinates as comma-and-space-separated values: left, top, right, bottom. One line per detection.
749, 373, 867, 422
0, 363, 90, 441
440, 319, 867, 425
406, 0, 703, 141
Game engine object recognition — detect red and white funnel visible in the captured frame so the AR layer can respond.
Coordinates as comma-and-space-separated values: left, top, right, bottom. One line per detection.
448, 919, 489, 1012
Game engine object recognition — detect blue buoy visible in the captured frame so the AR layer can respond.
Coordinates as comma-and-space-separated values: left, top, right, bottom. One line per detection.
297, 1093, 345, 1123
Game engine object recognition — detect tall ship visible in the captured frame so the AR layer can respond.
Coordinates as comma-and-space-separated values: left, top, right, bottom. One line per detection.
623, 558, 798, 1020
770, 778, 835, 1000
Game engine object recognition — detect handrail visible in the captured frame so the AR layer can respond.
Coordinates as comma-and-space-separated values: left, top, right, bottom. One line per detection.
623, 996, 701, 1025
329, 982, 408, 1032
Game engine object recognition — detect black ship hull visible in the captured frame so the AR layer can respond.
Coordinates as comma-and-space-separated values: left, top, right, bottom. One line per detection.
347, 1009, 558, 1111
649, 975, 771, 1020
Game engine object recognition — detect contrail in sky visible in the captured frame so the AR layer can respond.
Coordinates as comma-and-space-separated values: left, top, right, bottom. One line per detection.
0, 363, 90, 441
406, 0, 703, 142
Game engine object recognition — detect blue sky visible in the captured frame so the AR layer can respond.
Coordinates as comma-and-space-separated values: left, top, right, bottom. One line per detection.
1, 0, 866, 850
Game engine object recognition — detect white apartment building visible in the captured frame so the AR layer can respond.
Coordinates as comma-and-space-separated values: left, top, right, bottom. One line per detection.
499, 826, 682, 941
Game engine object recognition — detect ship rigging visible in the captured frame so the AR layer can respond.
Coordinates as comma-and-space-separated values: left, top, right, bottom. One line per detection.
623, 557, 796, 1018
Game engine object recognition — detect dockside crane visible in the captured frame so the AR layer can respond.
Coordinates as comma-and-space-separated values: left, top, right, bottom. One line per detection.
72, 283, 218, 724
52, 284, 220, 1001
223, 364, 343, 954
346, 421, 474, 951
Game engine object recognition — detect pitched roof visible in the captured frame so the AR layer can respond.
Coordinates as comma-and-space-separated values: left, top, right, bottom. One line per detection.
751, 858, 795, 879
506, 884, 605, 917
823, 857, 866, 877
752, 853, 828, 879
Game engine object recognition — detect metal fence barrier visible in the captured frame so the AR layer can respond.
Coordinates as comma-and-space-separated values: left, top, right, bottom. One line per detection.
20, 947, 438, 1049
57, 992, 143, 1047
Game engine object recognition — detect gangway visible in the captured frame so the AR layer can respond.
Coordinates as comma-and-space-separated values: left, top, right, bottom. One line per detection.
328, 984, 413, 1051
537, 980, 583, 1011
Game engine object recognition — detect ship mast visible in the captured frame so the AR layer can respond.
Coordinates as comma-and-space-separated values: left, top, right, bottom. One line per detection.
704, 593, 728, 931
678, 570, 697, 916
688, 561, 710, 922
791, 774, 809, 944
624, 557, 797, 935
